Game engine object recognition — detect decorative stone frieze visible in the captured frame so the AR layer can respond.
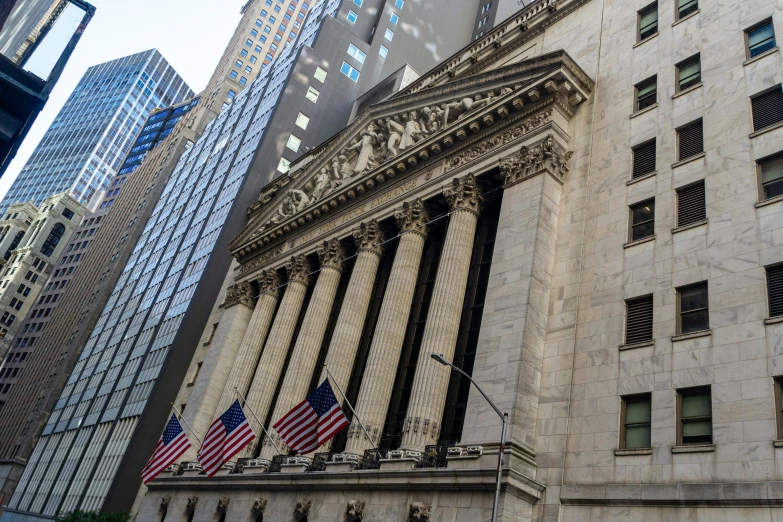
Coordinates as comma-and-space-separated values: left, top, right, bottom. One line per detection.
222, 281, 254, 309
353, 220, 384, 257
408, 502, 431, 521
346, 500, 365, 520
316, 238, 345, 272
217, 497, 230, 511
256, 269, 280, 297
444, 174, 483, 216
285, 254, 311, 285
239, 246, 283, 276
500, 134, 573, 186
394, 198, 429, 238
251, 498, 267, 513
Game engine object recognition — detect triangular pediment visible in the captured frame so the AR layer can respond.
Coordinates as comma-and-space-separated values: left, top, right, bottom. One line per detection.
230, 50, 593, 260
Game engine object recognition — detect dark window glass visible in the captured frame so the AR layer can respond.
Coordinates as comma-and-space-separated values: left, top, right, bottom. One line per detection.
679, 282, 709, 334
62, 208, 74, 219
636, 76, 657, 111
760, 153, 783, 200
630, 199, 655, 241
746, 20, 776, 58
679, 387, 712, 445
751, 85, 783, 132
623, 394, 652, 449
767, 264, 783, 318
677, 55, 701, 91
677, 0, 698, 19
638, 3, 658, 41
676, 181, 706, 227
677, 119, 703, 161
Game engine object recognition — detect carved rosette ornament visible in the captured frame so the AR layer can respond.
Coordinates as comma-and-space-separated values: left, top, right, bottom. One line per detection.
256, 269, 281, 298
346, 499, 365, 520
186, 497, 199, 510
394, 198, 429, 238
222, 281, 254, 309
251, 498, 268, 514
285, 254, 311, 286
408, 502, 432, 521
317, 238, 345, 272
444, 174, 483, 216
353, 220, 384, 257
500, 134, 574, 187
217, 497, 230, 511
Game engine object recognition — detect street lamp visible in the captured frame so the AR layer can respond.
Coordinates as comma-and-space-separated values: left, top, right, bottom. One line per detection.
431, 353, 508, 522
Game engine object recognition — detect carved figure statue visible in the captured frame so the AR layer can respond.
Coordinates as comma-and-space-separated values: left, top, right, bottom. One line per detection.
399, 111, 423, 150
289, 189, 310, 212
442, 94, 493, 126
385, 116, 404, 158
419, 106, 441, 134
345, 123, 379, 175
408, 502, 431, 521
338, 154, 353, 179
312, 167, 341, 200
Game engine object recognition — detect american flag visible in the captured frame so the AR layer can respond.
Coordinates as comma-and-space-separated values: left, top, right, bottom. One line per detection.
273, 379, 349, 454
197, 400, 255, 476
141, 413, 191, 484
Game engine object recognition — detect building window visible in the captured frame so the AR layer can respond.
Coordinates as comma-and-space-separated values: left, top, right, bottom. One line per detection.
277, 157, 291, 173
314, 67, 327, 82
245, 65, 253, 73
390, 12, 399, 25
775, 378, 783, 439
632, 140, 656, 179
745, 19, 776, 59
353, 0, 362, 5
62, 208, 74, 220
478, 15, 489, 28
750, 85, 783, 132
347, 43, 367, 63
625, 294, 653, 345
395, 0, 404, 7
379, 45, 389, 58
306, 86, 320, 103
676, 181, 706, 227
250, 29, 258, 37
676, 54, 701, 92
286, 134, 301, 152
676, 0, 698, 20
767, 264, 783, 318
621, 394, 652, 449
239, 77, 247, 86
295, 113, 311, 130
230, 71, 238, 79
677, 387, 712, 445
385, 28, 394, 41
677, 119, 703, 162
41, 223, 65, 257
227, 90, 236, 100
759, 152, 783, 201
245, 39, 253, 46
638, 3, 658, 41
629, 199, 655, 241
481, 2, 493, 14
347, 10, 358, 23
635, 76, 657, 112
240, 49, 249, 58
677, 282, 709, 334
340, 61, 360, 82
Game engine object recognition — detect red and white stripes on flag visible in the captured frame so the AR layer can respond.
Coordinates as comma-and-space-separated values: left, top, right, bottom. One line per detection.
197, 400, 255, 476
273, 379, 349, 454
141, 414, 191, 484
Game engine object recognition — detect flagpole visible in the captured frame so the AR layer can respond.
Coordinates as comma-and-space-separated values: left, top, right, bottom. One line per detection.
234, 387, 283, 455
323, 365, 378, 452
170, 403, 202, 444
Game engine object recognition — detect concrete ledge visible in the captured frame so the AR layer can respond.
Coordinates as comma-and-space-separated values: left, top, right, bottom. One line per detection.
619, 341, 654, 352
672, 152, 705, 169
624, 235, 655, 249
743, 47, 779, 66
765, 316, 783, 325
672, 444, 714, 454
672, 219, 707, 234
757, 194, 783, 208
672, 82, 702, 99
750, 120, 783, 139
672, 9, 699, 27
672, 329, 711, 342
561, 481, 783, 507
626, 171, 656, 185
615, 448, 652, 456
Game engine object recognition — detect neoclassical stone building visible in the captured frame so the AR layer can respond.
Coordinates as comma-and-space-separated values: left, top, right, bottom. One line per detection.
138, 0, 783, 520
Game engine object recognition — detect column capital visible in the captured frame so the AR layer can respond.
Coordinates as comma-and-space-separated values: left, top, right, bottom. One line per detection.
317, 238, 345, 272
256, 269, 280, 298
285, 254, 311, 286
500, 134, 573, 187
394, 198, 429, 238
444, 174, 482, 216
222, 281, 254, 309
352, 219, 384, 257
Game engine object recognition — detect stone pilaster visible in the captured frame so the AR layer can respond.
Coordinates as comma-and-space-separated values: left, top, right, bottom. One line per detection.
399, 175, 482, 452
214, 270, 281, 416
344, 199, 429, 455
180, 278, 255, 461
260, 239, 345, 458
241, 255, 310, 457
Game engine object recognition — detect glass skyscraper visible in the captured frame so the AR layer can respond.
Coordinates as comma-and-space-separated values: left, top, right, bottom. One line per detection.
0, 50, 193, 213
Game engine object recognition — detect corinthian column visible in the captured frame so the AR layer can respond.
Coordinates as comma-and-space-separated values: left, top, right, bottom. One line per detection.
242, 255, 310, 457
400, 174, 482, 452
260, 238, 345, 458
181, 280, 255, 461
214, 269, 280, 416
344, 199, 428, 456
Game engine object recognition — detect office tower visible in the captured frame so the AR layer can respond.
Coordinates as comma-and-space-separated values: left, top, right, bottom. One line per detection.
1, 0, 484, 517
0, 49, 193, 212
123, 0, 783, 520
0, 0, 95, 177
0, 193, 87, 360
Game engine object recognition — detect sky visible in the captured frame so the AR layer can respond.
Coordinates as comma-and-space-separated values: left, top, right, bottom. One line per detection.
0, 0, 247, 202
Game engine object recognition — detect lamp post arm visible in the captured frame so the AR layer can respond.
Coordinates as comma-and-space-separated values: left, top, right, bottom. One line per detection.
447, 363, 504, 420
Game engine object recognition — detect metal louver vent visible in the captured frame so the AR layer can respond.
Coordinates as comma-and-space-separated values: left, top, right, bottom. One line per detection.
768, 265, 783, 318
677, 181, 706, 227
678, 120, 703, 161
626, 295, 653, 345
633, 141, 656, 179
752, 86, 783, 131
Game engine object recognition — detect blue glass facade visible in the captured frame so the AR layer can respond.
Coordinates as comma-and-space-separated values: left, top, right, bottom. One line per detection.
0, 50, 193, 214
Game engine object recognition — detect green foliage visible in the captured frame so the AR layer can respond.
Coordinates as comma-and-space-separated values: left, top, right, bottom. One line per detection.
57, 510, 131, 522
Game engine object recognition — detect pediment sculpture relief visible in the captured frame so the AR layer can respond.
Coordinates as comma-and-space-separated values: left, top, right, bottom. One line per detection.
256, 89, 514, 234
